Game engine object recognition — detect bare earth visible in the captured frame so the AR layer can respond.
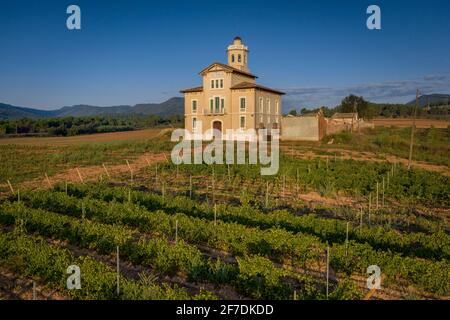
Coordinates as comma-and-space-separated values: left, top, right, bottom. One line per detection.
371, 118, 450, 128
0, 128, 164, 146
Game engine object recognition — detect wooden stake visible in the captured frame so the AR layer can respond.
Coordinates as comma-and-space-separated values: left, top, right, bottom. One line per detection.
175, 220, 178, 244
45, 173, 52, 188
76, 168, 84, 183
214, 204, 217, 226
116, 246, 120, 296
376, 182, 379, 210
408, 89, 419, 170
326, 247, 330, 299
189, 175, 192, 198
32, 281, 37, 300
102, 163, 110, 178
345, 222, 349, 256
6, 179, 14, 194
265, 181, 269, 208
382, 177, 385, 207
125, 160, 133, 184
227, 164, 231, 182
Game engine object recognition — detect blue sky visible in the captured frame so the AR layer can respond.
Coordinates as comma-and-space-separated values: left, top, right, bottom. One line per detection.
0, 0, 449, 111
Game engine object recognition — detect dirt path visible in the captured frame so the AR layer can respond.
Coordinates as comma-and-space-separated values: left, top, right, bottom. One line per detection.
0, 151, 170, 195
282, 146, 450, 176
0, 267, 66, 300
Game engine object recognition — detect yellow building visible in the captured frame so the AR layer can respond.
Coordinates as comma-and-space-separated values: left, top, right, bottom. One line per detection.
181, 37, 284, 138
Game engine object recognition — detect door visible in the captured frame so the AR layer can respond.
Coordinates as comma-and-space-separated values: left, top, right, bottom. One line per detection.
212, 120, 222, 132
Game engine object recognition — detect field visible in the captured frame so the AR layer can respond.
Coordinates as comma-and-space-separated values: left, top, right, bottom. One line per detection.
0, 126, 449, 300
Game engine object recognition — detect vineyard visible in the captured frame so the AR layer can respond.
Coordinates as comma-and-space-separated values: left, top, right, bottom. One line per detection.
0, 140, 448, 301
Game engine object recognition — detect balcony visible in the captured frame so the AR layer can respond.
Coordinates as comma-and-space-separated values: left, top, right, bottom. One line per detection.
204, 109, 226, 116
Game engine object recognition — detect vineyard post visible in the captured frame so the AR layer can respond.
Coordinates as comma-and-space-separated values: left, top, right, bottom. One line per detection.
175, 220, 178, 244
345, 222, 349, 256
369, 193, 371, 215
296, 168, 299, 194
32, 281, 36, 300
162, 181, 166, 201
212, 170, 215, 204
360, 207, 363, 231
6, 179, 14, 194
82, 202, 85, 220
282, 174, 286, 199
326, 247, 330, 299
126, 160, 133, 184
189, 175, 192, 198
376, 182, 379, 210
326, 156, 329, 169
265, 181, 269, 208
227, 164, 231, 182
293, 290, 297, 300
214, 204, 217, 226
45, 173, 52, 188
76, 168, 84, 183
382, 177, 385, 207
102, 163, 110, 179
155, 164, 158, 185
116, 246, 120, 296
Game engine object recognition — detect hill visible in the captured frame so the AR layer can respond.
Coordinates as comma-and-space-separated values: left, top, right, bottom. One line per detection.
0, 97, 184, 119
406, 94, 450, 107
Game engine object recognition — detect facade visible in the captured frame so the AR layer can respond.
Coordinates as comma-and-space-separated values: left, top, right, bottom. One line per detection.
181, 37, 284, 139
281, 110, 327, 141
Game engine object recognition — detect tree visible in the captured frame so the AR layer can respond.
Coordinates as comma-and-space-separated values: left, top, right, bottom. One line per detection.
288, 109, 298, 116
339, 95, 369, 118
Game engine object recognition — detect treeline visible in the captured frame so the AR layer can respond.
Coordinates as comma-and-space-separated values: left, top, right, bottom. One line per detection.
0, 114, 182, 137
290, 95, 449, 119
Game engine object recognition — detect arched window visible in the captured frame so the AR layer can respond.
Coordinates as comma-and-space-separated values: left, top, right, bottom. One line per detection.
231, 54, 235, 62
238, 54, 241, 62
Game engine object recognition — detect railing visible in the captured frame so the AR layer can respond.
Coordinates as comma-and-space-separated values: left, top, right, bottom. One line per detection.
203, 109, 225, 115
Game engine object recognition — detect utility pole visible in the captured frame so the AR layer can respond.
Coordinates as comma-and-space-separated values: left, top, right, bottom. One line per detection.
408, 89, 419, 170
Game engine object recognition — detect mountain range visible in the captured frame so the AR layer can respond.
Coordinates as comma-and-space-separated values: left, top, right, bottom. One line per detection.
406, 94, 450, 107
0, 97, 184, 120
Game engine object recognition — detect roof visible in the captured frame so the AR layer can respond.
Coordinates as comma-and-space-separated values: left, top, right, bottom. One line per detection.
332, 112, 358, 119
180, 86, 203, 93
199, 62, 257, 79
230, 81, 285, 95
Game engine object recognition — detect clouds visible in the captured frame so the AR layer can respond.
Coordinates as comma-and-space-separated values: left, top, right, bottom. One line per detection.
282, 73, 450, 110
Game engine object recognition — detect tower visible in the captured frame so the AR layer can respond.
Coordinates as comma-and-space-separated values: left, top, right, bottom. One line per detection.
227, 36, 249, 72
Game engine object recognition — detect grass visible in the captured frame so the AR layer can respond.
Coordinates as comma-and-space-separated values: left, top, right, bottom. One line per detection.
0, 139, 174, 186
322, 127, 450, 167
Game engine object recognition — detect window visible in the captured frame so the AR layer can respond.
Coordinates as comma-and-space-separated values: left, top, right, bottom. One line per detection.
231, 54, 235, 62
240, 116, 245, 129
259, 98, 263, 113
267, 99, 271, 114
211, 78, 223, 89
210, 99, 213, 113
260, 115, 263, 124
240, 97, 246, 112
221, 98, 225, 113
215, 97, 220, 113
238, 54, 241, 62
275, 100, 279, 114
192, 117, 197, 129
192, 100, 197, 113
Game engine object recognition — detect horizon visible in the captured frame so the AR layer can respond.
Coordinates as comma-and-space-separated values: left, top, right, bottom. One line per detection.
1, 0, 450, 110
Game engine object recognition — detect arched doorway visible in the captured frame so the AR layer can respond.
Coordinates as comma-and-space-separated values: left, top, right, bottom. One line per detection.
212, 120, 222, 132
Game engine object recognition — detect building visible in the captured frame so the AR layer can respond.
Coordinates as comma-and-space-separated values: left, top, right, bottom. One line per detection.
280, 110, 327, 141
181, 37, 284, 139
328, 112, 359, 133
